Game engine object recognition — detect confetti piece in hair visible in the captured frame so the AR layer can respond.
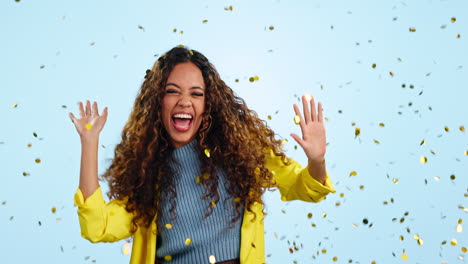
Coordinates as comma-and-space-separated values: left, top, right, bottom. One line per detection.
451, 239, 458, 246
35, 158, 41, 163
165, 223, 173, 229
211, 200, 216, 207
122, 242, 131, 255
400, 252, 409, 260
195, 176, 201, 183
409, 27, 416, 32
204, 149, 210, 158
51, 207, 56, 213
185, 238, 192, 245
209, 255, 216, 263
85, 124, 92, 130
420, 156, 427, 164
177, 44, 184, 48
164, 255, 172, 261
294, 115, 300, 124
349, 171, 357, 177
460, 126, 465, 132
355, 128, 361, 137
188, 50, 193, 55
203, 172, 210, 180
233, 197, 241, 203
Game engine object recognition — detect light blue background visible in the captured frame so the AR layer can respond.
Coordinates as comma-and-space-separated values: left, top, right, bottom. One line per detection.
1, 0, 467, 263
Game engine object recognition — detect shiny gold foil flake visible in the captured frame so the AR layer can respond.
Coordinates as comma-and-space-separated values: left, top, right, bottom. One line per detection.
224, 5, 233, 11
203, 172, 210, 180
444, 126, 450, 132
420, 139, 426, 145
321, 248, 327, 254
269, 26, 274, 30
434, 176, 440, 181
122, 242, 131, 255
460, 126, 465, 132
451, 239, 458, 246
188, 50, 194, 55
165, 223, 173, 229
33, 132, 38, 137
307, 213, 313, 219
22, 172, 30, 177
450, 174, 456, 180
349, 171, 357, 177
340, 193, 345, 198
254, 76, 259, 81
27, 143, 32, 147
204, 149, 210, 158
294, 115, 300, 124
389, 71, 394, 77
409, 27, 416, 32
456, 222, 463, 233
35, 158, 41, 163
355, 128, 360, 137
462, 247, 467, 253
465, 150, 468, 156
374, 139, 380, 144
164, 255, 173, 261
195, 176, 201, 183
51, 207, 57, 213
13, 103, 18, 108
85, 124, 92, 130
233, 197, 241, 203
372, 63, 376, 69
173, 28, 177, 33
332, 256, 338, 262
418, 238, 424, 245
400, 235, 404, 241
267, 115, 272, 120
393, 178, 399, 184
379, 123, 385, 127
401, 252, 408, 260
209, 255, 216, 263
249, 77, 254, 82
420, 156, 427, 164
138, 25, 144, 31
322, 213, 327, 218
211, 200, 216, 207
451, 17, 457, 22
359, 185, 364, 190
456, 34, 461, 38
185, 238, 192, 245
202, 19, 208, 23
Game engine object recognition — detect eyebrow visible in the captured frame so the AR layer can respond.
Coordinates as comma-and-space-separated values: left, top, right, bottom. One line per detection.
165, 82, 204, 91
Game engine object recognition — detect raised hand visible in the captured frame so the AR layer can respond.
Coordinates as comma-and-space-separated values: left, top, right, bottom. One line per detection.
69, 100, 108, 140
290, 95, 326, 163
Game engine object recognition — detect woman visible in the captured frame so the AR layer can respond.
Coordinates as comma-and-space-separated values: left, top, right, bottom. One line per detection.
69, 46, 335, 264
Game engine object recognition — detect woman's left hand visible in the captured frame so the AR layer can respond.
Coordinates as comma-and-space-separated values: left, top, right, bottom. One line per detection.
290, 95, 326, 163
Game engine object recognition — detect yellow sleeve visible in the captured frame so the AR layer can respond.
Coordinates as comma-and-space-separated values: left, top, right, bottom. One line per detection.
74, 186, 134, 243
265, 150, 336, 202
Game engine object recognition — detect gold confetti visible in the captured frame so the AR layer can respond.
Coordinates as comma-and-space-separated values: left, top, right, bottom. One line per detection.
401, 252, 408, 260
233, 197, 241, 203
35, 158, 41, 163
400, 235, 404, 241
294, 115, 300, 124
165, 223, 173, 229
209, 255, 216, 263
27, 143, 32, 147
85, 124, 92, 130
372, 63, 377, 69
460, 126, 465, 132
359, 185, 364, 190
456, 33, 461, 38
450, 174, 456, 180
389, 71, 394, 77
269, 26, 274, 30
13, 103, 18, 108
307, 213, 313, 219
184, 238, 192, 245
417, 238, 424, 245
51, 207, 56, 213
409, 27, 416, 32
420, 156, 427, 164
321, 248, 327, 254
373, 139, 380, 144
254, 76, 259, 81
210, 200, 216, 207
420, 139, 426, 145
122, 242, 131, 255
355, 127, 361, 137
224, 5, 233, 11
456, 222, 463, 233
267, 115, 272, 120
379, 123, 385, 127
137, 25, 144, 31
202, 19, 208, 23
173, 28, 177, 33
451, 239, 458, 246
451, 17, 457, 22
465, 150, 468, 156
33, 132, 38, 137
203, 172, 210, 180
22, 172, 30, 177
332, 256, 338, 262
195, 176, 201, 183
322, 213, 327, 218
444, 126, 449, 132
349, 171, 357, 177
393, 178, 399, 184
164, 255, 172, 261
204, 149, 210, 158
462, 247, 467, 253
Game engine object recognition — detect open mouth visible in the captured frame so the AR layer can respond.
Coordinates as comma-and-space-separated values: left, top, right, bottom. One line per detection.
172, 113, 193, 132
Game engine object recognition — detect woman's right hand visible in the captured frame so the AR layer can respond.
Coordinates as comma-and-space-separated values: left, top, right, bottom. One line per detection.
69, 100, 108, 140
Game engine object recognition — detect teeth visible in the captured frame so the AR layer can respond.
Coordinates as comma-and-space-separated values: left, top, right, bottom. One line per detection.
173, 113, 193, 119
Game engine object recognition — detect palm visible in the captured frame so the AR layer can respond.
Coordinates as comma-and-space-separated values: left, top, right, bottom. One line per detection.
290, 95, 326, 162
69, 101, 108, 138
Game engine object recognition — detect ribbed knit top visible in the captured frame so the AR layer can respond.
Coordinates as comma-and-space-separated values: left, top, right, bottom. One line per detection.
156, 140, 242, 263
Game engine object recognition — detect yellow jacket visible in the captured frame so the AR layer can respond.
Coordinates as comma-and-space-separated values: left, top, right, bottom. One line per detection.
74, 151, 335, 264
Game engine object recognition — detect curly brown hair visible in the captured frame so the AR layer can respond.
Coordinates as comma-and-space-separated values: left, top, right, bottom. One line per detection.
102, 46, 289, 232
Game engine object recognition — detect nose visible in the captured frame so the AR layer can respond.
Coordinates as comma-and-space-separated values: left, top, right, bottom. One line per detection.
177, 96, 192, 107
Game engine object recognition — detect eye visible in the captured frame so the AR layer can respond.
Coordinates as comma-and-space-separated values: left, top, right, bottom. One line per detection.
166, 89, 178, 94
192, 92, 204, 97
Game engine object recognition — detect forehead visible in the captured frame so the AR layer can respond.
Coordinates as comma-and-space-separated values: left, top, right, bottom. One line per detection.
166, 62, 205, 87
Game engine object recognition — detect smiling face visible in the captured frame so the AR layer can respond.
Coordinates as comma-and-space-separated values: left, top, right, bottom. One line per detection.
161, 62, 206, 148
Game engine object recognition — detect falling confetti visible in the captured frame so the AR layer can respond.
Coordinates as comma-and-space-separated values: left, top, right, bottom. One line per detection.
224, 5, 233, 11
420, 139, 426, 145
349, 171, 357, 177
420, 156, 427, 164
401, 252, 408, 260
22, 172, 30, 176
202, 19, 208, 23
372, 63, 377, 69
355, 127, 361, 137
409, 27, 416, 32
294, 115, 300, 124
460, 126, 465, 132
204, 149, 210, 158
456, 34, 461, 38
164, 255, 172, 261
379, 123, 385, 127
13, 103, 18, 108
451, 239, 458, 246
137, 25, 145, 31
451, 17, 457, 22
269, 26, 274, 30
444, 126, 450, 132
165, 223, 173, 229
122, 242, 131, 255
35, 158, 41, 163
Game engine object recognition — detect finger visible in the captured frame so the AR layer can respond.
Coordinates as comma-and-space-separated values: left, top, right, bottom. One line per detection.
68, 112, 77, 123
85, 100, 91, 116
293, 104, 307, 139
317, 102, 323, 122
302, 96, 311, 124
78, 102, 85, 118
92, 101, 99, 116
102, 107, 108, 119
290, 133, 305, 148
310, 96, 317, 122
